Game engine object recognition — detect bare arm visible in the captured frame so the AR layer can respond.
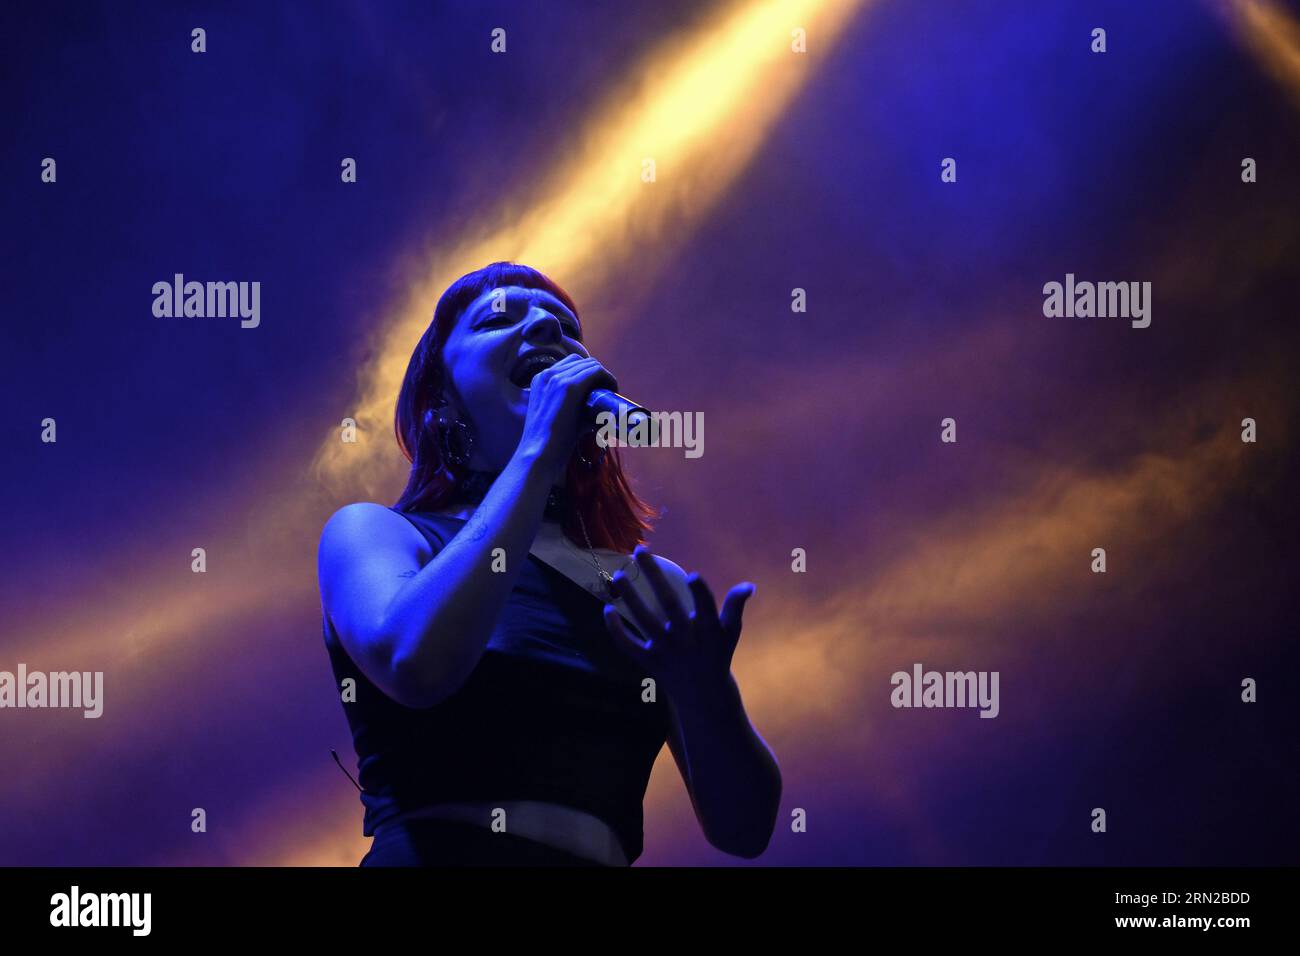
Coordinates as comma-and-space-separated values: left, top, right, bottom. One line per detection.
665, 673, 782, 858
604, 551, 781, 857
318, 445, 555, 708
318, 353, 618, 709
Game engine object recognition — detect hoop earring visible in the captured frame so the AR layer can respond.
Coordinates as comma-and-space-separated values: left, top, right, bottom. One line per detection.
430, 402, 475, 468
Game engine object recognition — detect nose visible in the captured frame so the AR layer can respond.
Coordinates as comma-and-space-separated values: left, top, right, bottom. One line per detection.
521, 306, 564, 343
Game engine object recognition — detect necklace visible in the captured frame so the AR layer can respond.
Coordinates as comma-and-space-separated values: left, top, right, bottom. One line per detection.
574, 507, 619, 600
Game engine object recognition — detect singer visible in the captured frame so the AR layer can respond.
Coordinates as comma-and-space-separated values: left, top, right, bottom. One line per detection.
318, 261, 782, 865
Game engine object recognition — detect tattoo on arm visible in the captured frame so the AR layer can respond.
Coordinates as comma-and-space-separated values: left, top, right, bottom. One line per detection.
463, 516, 489, 543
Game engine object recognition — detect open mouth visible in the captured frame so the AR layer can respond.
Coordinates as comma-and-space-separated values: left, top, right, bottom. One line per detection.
508, 351, 563, 390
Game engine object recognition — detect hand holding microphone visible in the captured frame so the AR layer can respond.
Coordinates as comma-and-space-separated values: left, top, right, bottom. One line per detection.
517, 354, 656, 479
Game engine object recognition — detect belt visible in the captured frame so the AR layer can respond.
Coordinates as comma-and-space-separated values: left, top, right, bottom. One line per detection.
379, 800, 629, 866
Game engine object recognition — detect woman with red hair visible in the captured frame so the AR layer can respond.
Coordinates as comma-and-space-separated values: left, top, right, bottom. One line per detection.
318, 262, 781, 865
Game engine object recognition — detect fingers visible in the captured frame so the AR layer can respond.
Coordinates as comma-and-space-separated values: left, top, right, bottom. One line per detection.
609, 569, 664, 641
546, 354, 592, 379
583, 361, 620, 394
542, 356, 591, 394
632, 547, 691, 635
687, 573, 720, 625
534, 355, 592, 393
718, 582, 756, 644
550, 356, 618, 394
603, 604, 650, 659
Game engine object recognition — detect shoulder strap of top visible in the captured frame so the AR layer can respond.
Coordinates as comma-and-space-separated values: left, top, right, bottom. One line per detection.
386, 506, 458, 553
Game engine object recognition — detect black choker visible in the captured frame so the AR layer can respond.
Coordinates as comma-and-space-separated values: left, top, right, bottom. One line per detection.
455, 469, 568, 522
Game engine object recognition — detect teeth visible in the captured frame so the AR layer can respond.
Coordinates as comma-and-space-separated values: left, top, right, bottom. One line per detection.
513, 353, 559, 388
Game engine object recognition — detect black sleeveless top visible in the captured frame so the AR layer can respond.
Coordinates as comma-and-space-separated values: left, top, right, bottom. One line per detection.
323, 508, 671, 863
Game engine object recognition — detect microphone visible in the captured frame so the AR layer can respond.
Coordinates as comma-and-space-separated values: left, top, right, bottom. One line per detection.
584, 389, 658, 446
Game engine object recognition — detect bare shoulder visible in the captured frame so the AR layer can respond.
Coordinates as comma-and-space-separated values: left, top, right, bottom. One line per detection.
320, 501, 399, 545
317, 503, 433, 661
318, 502, 429, 566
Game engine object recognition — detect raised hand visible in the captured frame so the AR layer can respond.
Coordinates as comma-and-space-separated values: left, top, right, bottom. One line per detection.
602, 546, 755, 702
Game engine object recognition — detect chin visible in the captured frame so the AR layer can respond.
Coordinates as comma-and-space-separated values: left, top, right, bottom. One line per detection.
498, 380, 529, 413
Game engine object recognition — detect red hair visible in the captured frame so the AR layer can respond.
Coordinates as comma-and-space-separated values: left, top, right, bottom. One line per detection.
392, 261, 657, 552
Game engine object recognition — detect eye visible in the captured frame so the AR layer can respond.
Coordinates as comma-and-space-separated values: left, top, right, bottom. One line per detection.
475, 310, 581, 338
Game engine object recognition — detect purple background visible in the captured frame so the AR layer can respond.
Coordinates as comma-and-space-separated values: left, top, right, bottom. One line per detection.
3, 0, 1298, 865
